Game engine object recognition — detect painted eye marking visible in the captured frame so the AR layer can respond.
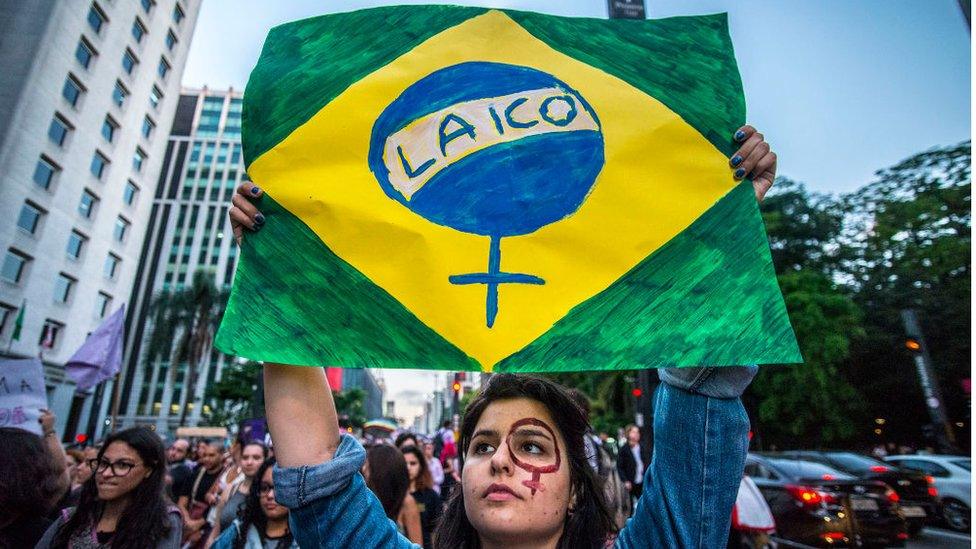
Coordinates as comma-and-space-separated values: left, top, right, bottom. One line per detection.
506, 417, 561, 496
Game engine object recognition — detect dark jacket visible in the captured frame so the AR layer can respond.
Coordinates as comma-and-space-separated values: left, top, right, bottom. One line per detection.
616, 442, 651, 485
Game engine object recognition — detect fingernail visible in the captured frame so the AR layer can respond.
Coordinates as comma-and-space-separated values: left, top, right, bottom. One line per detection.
734, 130, 746, 141
250, 186, 261, 195
254, 214, 265, 225
730, 155, 742, 167
734, 168, 746, 179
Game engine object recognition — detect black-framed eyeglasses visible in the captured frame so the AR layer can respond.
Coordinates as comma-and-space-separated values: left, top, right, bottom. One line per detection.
87, 458, 140, 477
258, 482, 275, 495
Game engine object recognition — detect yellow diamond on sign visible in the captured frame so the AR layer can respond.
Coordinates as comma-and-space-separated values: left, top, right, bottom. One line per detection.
247, 10, 736, 371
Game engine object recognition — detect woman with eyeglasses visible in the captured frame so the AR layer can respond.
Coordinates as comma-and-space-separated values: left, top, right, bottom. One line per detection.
35, 426, 182, 549
212, 458, 297, 549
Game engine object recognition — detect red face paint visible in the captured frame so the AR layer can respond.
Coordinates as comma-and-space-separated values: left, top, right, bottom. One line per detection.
505, 417, 561, 496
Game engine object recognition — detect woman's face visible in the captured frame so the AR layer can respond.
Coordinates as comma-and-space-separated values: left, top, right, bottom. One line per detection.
240, 444, 264, 478
404, 452, 421, 482
462, 398, 571, 546
95, 442, 152, 502
423, 442, 435, 459
259, 467, 288, 521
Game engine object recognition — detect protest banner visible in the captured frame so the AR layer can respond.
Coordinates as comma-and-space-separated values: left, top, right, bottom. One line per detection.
0, 357, 47, 435
216, 6, 801, 372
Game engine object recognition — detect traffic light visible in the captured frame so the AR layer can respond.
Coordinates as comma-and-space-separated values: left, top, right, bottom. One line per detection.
631, 387, 642, 398
452, 372, 462, 394
905, 338, 921, 352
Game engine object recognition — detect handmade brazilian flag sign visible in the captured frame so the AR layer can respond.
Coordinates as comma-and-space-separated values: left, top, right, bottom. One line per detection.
215, 6, 802, 372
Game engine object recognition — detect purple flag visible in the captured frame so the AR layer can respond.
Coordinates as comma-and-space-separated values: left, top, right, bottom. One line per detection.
65, 305, 125, 393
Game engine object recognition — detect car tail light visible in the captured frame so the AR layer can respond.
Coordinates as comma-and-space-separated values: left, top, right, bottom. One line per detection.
786, 485, 837, 507
869, 465, 890, 473
820, 532, 847, 542
897, 532, 909, 540
885, 487, 900, 503
822, 474, 836, 480
925, 475, 938, 497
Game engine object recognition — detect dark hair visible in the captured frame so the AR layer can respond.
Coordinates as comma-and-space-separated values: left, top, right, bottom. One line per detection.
0, 428, 64, 523
395, 432, 419, 448
365, 444, 410, 520
567, 388, 591, 417
241, 441, 269, 459
434, 374, 616, 549
233, 458, 293, 549
52, 427, 171, 549
442, 420, 452, 428
402, 445, 433, 492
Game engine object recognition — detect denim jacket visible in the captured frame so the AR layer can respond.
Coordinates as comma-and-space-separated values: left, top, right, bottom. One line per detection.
274, 366, 756, 548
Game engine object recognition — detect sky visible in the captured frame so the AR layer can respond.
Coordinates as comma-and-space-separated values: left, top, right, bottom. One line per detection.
182, 1, 971, 425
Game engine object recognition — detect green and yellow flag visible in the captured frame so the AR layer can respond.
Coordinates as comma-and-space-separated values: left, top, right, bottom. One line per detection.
215, 6, 802, 373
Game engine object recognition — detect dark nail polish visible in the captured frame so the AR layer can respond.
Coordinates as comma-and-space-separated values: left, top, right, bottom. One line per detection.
734, 130, 746, 141
734, 168, 746, 179
730, 155, 742, 167
254, 214, 265, 224
250, 186, 261, 195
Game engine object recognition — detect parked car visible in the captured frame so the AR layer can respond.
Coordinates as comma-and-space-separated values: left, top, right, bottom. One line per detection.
772, 451, 939, 536
884, 454, 970, 532
729, 475, 777, 549
745, 454, 907, 547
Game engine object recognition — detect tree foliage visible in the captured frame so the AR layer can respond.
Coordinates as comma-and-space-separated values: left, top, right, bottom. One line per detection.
205, 360, 262, 427
333, 388, 366, 428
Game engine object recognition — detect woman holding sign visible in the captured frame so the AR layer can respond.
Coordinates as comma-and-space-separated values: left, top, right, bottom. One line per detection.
229, 126, 777, 548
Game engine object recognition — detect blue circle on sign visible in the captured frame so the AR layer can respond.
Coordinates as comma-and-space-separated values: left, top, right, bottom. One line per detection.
368, 61, 604, 237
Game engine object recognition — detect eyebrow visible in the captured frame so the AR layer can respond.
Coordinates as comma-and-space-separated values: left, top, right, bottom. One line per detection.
512, 428, 553, 441
471, 428, 500, 440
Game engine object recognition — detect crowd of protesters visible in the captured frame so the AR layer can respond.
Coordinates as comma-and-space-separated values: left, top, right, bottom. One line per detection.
1, 399, 654, 549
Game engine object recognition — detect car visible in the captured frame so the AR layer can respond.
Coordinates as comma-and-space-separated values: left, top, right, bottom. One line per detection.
771, 451, 939, 537
745, 454, 907, 547
729, 475, 777, 549
884, 454, 970, 532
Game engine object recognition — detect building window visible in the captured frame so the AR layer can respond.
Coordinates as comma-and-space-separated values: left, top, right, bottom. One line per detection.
230, 143, 242, 164
101, 115, 119, 142
133, 148, 147, 172
131, 18, 147, 43
96, 292, 112, 318
123, 180, 139, 205
16, 202, 43, 234
87, 3, 107, 34
62, 74, 84, 107
33, 156, 59, 190
149, 85, 163, 109
114, 216, 130, 243
142, 115, 155, 138
1, 249, 30, 283
54, 273, 76, 303
39, 320, 63, 349
78, 189, 98, 218
104, 253, 120, 279
112, 81, 129, 107
122, 48, 139, 74
90, 151, 109, 179
173, 4, 185, 24
157, 56, 171, 79
141, 0, 153, 14
75, 38, 97, 69
48, 113, 72, 146
165, 29, 178, 51
67, 230, 87, 259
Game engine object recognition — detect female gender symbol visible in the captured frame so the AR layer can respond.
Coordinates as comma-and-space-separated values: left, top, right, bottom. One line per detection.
506, 417, 561, 496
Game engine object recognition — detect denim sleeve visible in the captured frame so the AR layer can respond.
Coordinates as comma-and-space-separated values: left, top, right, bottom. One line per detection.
614, 377, 751, 548
658, 365, 758, 398
273, 434, 420, 549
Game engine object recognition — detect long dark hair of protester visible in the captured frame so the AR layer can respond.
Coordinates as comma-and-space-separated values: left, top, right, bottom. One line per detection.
0, 428, 65, 547
434, 374, 616, 549
232, 458, 294, 549
366, 444, 411, 520
51, 427, 171, 548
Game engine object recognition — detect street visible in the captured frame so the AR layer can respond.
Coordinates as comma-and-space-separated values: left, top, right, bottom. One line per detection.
906, 528, 971, 549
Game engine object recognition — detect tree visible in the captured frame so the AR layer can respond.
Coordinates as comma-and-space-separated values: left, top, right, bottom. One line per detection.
205, 360, 262, 427
760, 177, 844, 276
145, 270, 229, 427
333, 388, 366, 428
840, 141, 971, 444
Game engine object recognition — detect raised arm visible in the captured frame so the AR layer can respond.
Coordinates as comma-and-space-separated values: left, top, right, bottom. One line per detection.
263, 363, 340, 466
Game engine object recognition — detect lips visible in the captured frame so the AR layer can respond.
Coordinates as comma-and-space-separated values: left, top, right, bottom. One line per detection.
483, 483, 522, 501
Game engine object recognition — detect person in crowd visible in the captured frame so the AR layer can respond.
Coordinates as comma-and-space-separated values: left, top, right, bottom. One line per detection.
65, 449, 83, 488
616, 424, 651, 513
431, 420, 452, 459
212, 458, 297, 549
35, 426, 182, 548
208, 441, 268, 545
166, 439, 194, 501
363, 444, 423, 544
395, 432, 419, 449
177, 439, 223, 546
231, 125, 777, 547
402, 446, 443, 548
0, 417, 67, 548
567, 389, 630, 527
422, 439, 444, 495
